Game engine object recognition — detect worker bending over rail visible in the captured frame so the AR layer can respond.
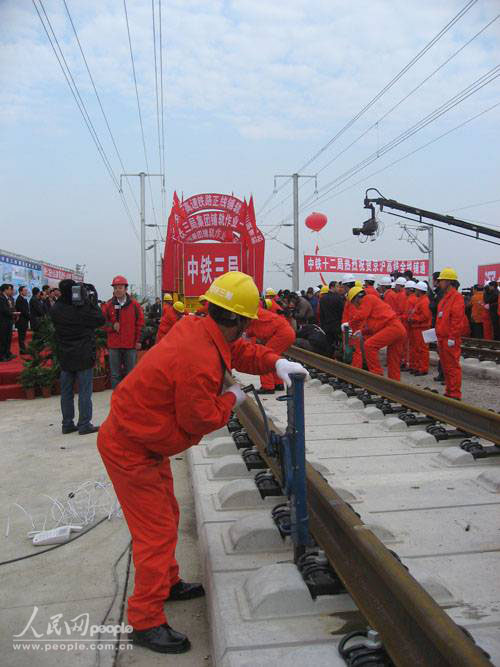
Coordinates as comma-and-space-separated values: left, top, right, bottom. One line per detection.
346, 286, 406, 381
246, 302, 296, 394
97, 271, 308, 655
156, 300, 185, 342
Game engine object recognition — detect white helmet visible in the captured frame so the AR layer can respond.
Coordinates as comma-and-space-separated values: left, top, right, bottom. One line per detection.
395, 277, 407, 286
365, 274, 376, 283
405, 280, 417, 289
415, 281, 428, 292
378, 276, 392, 286
341, 273, 356, 284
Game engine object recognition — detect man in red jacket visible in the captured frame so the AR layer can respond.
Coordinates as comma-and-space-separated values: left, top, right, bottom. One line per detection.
97, 272, 307, 654
435, 268, 466, 400
409, 281, 432, 375
347, 285, 406, 380
102, 276, 145, 389
246, 304, 296, 394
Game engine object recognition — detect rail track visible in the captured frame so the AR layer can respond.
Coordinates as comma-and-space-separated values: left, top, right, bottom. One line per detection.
230, 347, 500, 666
461, 338, 500, 364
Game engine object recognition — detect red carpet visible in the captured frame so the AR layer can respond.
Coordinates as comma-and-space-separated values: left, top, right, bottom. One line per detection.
0, 331, 32, 400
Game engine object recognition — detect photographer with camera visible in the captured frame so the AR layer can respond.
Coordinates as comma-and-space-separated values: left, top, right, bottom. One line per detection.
50, 279, 105, 435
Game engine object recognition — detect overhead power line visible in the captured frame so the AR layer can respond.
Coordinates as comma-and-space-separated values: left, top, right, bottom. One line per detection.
296, 65, 500, 211
257, 0, 479, 219
123, 0, 161, 231
61, 0, 140, 217
32, 0, 139, 240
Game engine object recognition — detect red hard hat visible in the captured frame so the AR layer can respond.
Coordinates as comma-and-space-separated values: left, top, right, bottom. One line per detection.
111, 275, 128, 286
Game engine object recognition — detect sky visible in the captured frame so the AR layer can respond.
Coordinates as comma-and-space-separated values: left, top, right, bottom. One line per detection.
0, 0, 499, 300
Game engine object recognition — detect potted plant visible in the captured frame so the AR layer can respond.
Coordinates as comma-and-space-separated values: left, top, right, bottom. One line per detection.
39, 368, 55, 398
19, 367, 39, 400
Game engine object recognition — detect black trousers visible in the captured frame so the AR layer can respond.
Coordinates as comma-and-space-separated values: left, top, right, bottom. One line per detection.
0, 321, 13, 359
470, 322, 483, 339
17, 323, 28, 352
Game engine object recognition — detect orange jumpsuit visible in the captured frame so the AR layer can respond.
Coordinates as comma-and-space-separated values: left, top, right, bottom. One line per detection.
349, 295, 406, 380
383, 288, 398, 314
246, 306, 296, 389
342, 300, 362, 368
97, 316, 279, 630
409, 294, 432, 372
392, 290, 408, 365
364, 285, 380, 298
402, 293, 418, 370
435, 288, 465, 399
156, 305, 179, 342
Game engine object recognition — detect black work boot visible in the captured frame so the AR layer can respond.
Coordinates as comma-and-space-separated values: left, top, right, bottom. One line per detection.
168, 580, 205, 601
131, 623, 190, 654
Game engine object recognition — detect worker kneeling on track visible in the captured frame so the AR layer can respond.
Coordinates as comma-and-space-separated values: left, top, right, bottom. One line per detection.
97, 271, 308, 655
347, 286, 406, 381
246, 300, 296, 394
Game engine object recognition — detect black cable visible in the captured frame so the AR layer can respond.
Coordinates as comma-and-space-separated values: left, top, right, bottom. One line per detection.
94, 541, 132, 667
0, 516, 109, 567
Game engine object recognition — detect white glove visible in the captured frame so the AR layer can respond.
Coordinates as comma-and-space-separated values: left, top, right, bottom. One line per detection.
275, 359, 310, 388
341, 322, 350, 331
484, 304, 489, 310
226, 384, 247, 406
447, 339, 455, 347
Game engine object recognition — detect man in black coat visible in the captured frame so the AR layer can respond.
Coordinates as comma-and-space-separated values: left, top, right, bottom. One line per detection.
319, 281, 344, 351
0, 283, 15, 362
50, 279, 105, 435
15, 285, 30, 354
29, 287, 46, 332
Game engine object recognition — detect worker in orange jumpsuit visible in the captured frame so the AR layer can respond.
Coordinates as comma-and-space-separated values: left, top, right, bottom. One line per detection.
469, 285, 485, 338
347, 285, 406, 380
162, 293, 173, 313
378, 277, 398, 313
363, 274, 380, 298
435, 268, 466, 400
408, 281, 432, 375
97, 271, 308, 654
401, 281, 418, 372
340, 276, 363, 368
392, 277, 409, 369
246, 303, 296, 394
156, 301, 185, 342
195, 295, 209, 315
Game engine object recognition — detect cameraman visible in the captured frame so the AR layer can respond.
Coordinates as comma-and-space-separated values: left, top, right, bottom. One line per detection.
50, 279, 105, 435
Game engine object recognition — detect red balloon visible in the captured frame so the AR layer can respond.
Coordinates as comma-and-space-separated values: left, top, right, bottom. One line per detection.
305, 212, 327, 232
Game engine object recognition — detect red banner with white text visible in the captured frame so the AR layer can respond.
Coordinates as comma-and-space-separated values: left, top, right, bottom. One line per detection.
477, 262, 500, 284
304, 255, 429, 276
183, 243, 242, 297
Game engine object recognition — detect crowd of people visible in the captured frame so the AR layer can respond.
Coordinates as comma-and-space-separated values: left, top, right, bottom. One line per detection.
262, 270, 499, 401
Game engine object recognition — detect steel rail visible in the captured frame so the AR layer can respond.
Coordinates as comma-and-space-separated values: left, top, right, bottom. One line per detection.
463, 338, 500, 350
236, 396, 492, 667
287, 346, 500, 445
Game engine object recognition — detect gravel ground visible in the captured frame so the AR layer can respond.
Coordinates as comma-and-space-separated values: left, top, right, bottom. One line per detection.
401, 367, 500, 412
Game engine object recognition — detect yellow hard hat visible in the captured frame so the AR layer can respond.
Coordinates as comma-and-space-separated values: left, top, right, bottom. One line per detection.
265, 287, 276, 297
354, 280, 363, 288
173, 301, 185, 314
320, 285, 329, 294
264, 298, 273, 309
163, 293, 173, 301
347, 286, 364, 302
204, 271, 259, 319
438, 267, 458, 281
